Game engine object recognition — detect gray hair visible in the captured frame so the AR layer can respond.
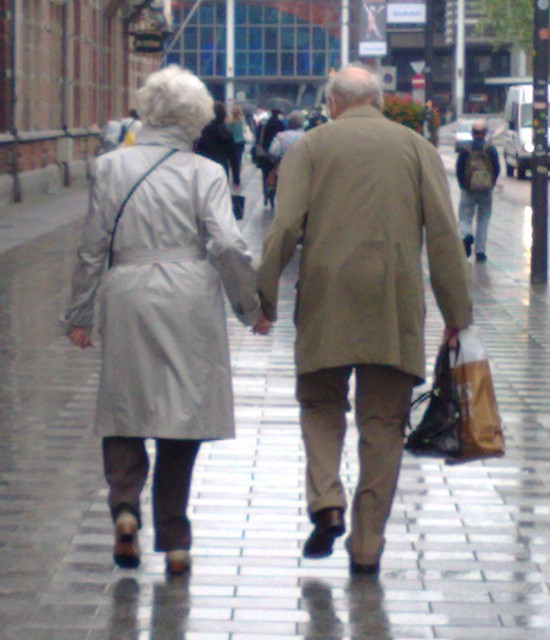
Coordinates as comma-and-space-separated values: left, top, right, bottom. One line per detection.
136, 65, 214, 140
287, 110, 305, 130
326, 64, 384, 111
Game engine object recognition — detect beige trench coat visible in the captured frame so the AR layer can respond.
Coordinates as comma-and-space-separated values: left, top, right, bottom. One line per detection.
257, 105, 473, 384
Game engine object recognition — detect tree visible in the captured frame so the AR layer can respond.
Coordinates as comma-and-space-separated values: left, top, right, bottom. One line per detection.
476, 0, 533, 50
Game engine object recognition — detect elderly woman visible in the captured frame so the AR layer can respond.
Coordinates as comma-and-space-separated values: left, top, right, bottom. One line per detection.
64, 65, 265, 575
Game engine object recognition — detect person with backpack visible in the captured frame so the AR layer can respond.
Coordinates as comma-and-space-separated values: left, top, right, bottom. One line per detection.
456, 120, 500, 262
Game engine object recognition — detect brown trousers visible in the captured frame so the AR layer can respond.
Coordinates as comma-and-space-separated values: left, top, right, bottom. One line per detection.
297, 365, 414, 565
102, 437, 200, 552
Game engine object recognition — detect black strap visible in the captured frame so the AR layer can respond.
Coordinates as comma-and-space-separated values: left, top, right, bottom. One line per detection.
107, 148, 177, 269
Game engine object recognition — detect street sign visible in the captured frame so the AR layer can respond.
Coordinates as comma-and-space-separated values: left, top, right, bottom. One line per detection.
410, 60, 425, 74
381, 66, 397, 91
412, 74, 426, 89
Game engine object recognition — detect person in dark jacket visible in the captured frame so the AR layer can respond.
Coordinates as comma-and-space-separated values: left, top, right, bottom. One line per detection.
456, 120, 500, 262
255, 109, 285, 205
196, 101, 240, 186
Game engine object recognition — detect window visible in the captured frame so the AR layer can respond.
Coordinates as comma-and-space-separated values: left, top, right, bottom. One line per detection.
249, 51, 262, 75
248, 27, 262, 50
281, 52, 294, 76
297, 53, 310, 75
281, 28, 295, 50
201, 51, 214, 75
297, 27, 310, 51
265, 52, 278, 75
265, 27, 278, 49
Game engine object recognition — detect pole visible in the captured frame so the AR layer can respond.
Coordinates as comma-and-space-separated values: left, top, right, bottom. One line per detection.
424, 0, 437, 144
341, 0, 350, 68
530, 0, 549, 285
454, 0, 465, 118
226, 0, 235, 107
424, 0, 433, 105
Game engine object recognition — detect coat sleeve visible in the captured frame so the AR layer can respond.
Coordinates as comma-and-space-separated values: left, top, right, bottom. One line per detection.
417, 137, 474, 329
62, 161, 111, 333
256, 137, 311, 321
200, 168, 260, 326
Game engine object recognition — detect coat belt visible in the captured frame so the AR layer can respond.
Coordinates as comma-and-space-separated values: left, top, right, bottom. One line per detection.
112, 247, 206, 266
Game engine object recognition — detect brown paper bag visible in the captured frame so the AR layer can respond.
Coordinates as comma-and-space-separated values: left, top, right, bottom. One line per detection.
450, 357, 505, 463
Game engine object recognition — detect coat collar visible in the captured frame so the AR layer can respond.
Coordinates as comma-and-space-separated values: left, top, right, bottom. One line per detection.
336, 104, 384, 121
135, 124, 194, 151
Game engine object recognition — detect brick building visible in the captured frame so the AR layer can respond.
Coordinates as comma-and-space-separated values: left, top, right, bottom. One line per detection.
0, 0, 163, 206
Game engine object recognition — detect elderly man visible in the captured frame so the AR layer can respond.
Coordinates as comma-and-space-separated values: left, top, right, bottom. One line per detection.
256, 65, 473, 574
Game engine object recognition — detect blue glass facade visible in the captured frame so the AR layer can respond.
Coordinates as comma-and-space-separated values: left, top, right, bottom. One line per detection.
167, 1, 341, 80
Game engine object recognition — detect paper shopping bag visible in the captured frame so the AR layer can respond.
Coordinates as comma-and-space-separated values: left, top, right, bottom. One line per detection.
447, 326, 505, 464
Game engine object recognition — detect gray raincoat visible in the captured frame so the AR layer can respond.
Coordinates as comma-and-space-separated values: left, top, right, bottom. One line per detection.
64, 125, 260, 440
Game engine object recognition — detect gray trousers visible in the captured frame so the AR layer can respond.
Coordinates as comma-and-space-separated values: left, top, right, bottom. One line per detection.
297, 365, 414, 565
102, 437, 200, 551
458, 189, 493, 254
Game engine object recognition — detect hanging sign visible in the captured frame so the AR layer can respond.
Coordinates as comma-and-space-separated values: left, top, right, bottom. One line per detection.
358, 0, 388, 57
387, 1, 426, 24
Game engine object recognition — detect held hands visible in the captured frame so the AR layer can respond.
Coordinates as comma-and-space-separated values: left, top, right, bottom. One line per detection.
68, 326, 93, 349
252, 312, 273, 336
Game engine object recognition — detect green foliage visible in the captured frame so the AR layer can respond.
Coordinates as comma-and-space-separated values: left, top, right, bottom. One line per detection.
383, 94, 425, 132
476, 0, 533, 50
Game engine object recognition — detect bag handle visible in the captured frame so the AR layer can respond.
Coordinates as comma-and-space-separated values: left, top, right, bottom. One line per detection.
107, 148, 177, 269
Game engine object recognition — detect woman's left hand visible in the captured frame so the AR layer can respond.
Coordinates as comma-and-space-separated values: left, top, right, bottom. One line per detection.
68, 326, 93, 349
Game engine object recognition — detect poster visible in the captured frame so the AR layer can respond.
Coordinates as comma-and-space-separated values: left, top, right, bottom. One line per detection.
387, 1, 426, 24
358, 0, 387, 57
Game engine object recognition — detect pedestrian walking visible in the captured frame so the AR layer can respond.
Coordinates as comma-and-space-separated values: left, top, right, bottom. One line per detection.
118, 108, 142, 147
266, 110, 306, 207
256, 65, 473, 575
253, 108, 285, 206
456, 119, 500, 262
226, 105, 253, 177
63, 65, 265, 575
196, 100, 240, 187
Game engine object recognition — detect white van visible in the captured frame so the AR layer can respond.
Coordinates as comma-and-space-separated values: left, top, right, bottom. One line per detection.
503, 84, 549, 180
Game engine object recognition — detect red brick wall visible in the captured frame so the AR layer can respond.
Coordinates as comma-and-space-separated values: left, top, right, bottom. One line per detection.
0, 0, 161, 177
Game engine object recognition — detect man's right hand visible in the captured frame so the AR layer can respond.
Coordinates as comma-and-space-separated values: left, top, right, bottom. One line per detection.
68, 327, 93, 349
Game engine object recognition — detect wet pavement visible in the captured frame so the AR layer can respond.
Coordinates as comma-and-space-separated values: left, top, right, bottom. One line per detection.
1, 148, 550, 639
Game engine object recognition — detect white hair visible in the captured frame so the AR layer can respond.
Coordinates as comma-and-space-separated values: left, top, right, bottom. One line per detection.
327, 64, 384, 111
136, 65, 214, 140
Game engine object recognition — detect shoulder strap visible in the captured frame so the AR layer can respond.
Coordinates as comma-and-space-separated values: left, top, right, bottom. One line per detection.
108, 148, 177, 269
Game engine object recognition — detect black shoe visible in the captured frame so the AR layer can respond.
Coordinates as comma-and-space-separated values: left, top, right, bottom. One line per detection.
463, 234, 474, 258
350, 560, 380, 576
303, 508, 345, 559
476, 252, 487, 262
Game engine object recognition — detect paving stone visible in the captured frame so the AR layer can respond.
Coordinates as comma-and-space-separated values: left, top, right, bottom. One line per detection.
2, 153, 550, 639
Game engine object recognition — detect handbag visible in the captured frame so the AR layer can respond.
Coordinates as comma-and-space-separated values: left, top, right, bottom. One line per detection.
404, 341, 462, 459
448, 326, 505, 464
252, 124, 271, 169
231, 194, 245, 220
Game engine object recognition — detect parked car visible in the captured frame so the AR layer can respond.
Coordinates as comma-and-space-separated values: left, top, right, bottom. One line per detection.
454, 120, 473, 152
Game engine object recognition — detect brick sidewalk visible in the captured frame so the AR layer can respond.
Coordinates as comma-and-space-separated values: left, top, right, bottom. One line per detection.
1, 152, 550, 639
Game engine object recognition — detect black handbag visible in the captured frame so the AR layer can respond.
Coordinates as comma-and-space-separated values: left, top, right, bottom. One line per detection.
231, 194, 245, 220
404, 342, 462, 459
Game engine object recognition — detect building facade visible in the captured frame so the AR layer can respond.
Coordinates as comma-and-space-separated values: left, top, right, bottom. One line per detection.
165, 0, 511, 118
0, 0, 161, 205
